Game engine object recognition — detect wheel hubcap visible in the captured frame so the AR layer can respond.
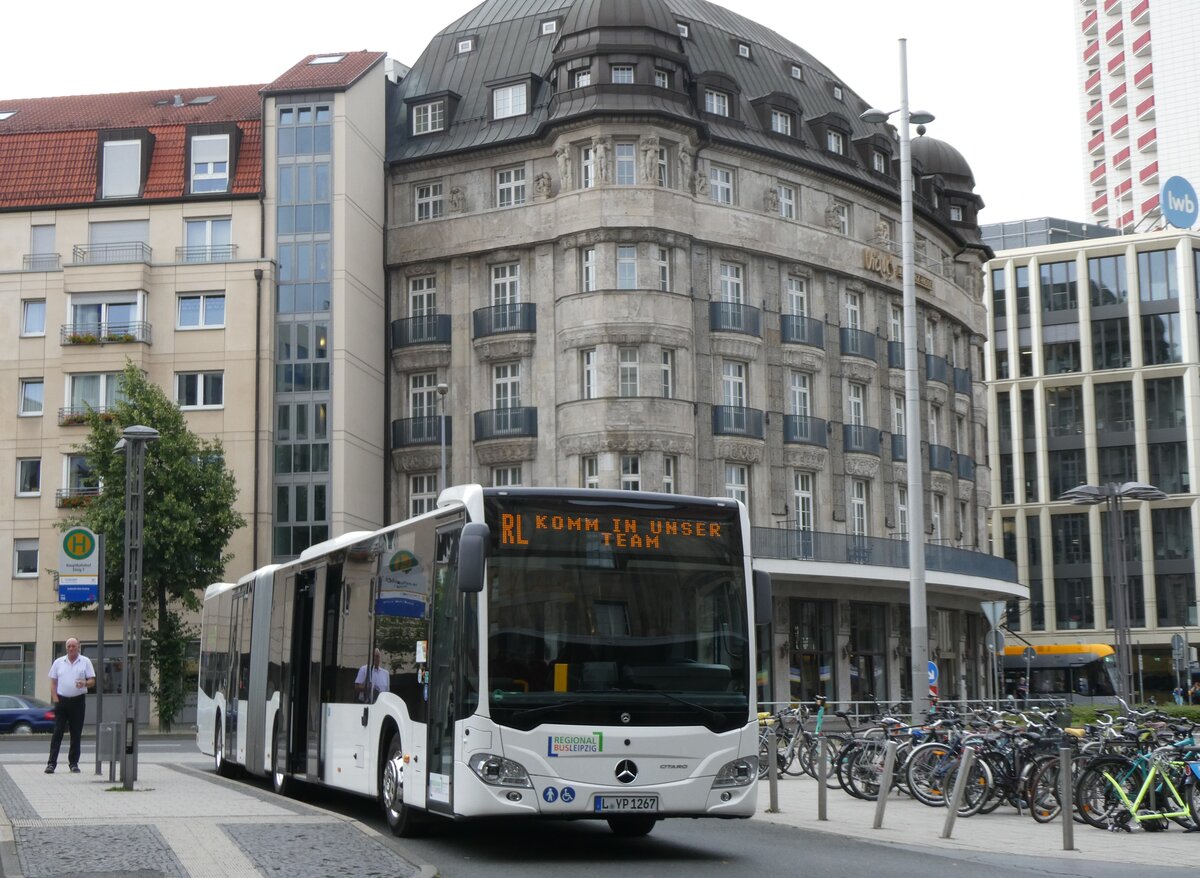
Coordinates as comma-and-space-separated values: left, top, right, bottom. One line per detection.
383, 759, 403, 810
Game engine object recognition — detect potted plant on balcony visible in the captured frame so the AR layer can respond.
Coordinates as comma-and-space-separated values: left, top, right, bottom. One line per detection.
60, 412, 89, 426
66, 332, 100, 345
58, 493, 95, 509
101, 332, 137, 343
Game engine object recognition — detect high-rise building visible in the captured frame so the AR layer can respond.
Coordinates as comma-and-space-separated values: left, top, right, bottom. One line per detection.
1075, 0, 1200, 230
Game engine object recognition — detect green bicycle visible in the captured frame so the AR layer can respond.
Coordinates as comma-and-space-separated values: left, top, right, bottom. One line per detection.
1075, 745, 1199, 831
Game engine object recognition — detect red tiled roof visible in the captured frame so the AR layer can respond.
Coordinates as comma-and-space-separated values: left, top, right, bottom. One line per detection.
263, 51, 386, 94
0, 85, 263, 133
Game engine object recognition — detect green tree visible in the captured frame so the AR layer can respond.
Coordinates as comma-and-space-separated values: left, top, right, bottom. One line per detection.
61, 362, 245, 730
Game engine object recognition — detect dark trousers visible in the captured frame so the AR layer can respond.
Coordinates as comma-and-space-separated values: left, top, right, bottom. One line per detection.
48, 695, 86, 768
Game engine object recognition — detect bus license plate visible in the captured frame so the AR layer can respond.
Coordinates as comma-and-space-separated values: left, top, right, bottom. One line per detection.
594, 795, 658, 813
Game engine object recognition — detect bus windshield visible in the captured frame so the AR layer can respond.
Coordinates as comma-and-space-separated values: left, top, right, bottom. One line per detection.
483, 492, 750, 733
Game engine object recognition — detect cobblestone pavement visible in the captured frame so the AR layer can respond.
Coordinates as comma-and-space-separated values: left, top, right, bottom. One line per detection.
0, 758, 433, 878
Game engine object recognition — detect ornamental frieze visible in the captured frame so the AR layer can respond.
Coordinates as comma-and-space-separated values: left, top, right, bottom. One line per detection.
475, 440, 536, 466
713, 438, 763, 463
390, 347, 450, 373
557, 433, 693, 457
842, 361, 876, 384
472, 336, 536, 361
403, 263, 437, 278
843, 455, 880, 478
710, 335, 763, 361
930, 472, 953, 495
391, 449, 441, 473
783, 447, 828, 469
780, 348, 826, 372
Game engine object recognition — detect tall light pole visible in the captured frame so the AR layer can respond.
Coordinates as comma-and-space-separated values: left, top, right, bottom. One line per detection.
1060, 481, 1166, 704
861, 39, 936, 721
115, 424, 159, 790
437, 383, 449, 492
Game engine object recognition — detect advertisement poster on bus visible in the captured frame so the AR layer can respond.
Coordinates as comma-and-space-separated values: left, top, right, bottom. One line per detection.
375, 547, 427, 618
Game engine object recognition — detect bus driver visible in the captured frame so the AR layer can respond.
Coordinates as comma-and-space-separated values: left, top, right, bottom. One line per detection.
355, 649, 390, 703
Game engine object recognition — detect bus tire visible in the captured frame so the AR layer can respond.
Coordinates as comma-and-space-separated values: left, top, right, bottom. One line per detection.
214, 714, 236, 778
381, 733, 426, 837
607, 815, 657, 837
272, 719, 293, 797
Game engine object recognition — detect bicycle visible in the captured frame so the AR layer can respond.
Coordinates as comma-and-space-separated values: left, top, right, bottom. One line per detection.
1075, 744, 1199, 831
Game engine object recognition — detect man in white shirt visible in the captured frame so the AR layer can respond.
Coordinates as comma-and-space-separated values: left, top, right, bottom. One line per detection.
355, 649, 390, 703
46, 638, 96, 774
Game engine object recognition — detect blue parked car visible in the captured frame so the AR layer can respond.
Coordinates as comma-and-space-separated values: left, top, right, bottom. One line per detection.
0, 694, 56, 733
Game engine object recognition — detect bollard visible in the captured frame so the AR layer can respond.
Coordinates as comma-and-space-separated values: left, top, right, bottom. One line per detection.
940, 747, 976, 839
1059, 746, 1074, 851
766, 726, 779, 813
817, 736, 828, 821
872, 740, 899, 829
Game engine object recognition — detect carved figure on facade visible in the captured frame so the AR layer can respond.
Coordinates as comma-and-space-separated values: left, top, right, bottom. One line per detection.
640, 135, 660, 184
448, 187, 466, 213
554, 144, 572, 190
843, 456, 879, 478
392, 450, 441, 473
713, 440, 763, 464
824, 198, 843, 230
692, 169, 709, 196
763, 187, 779, 213
476, 442, 535, 466
783, 448, 828, 470
678, 144, 693, 187
533, 171, 553, 199
873, 218, 892, 245
593, 136, 611, 183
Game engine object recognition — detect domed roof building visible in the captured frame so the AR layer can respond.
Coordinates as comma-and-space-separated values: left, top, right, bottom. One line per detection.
386, 0, 1020, 706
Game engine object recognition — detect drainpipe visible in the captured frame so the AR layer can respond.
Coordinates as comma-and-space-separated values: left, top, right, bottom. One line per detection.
253, 268, 264, 567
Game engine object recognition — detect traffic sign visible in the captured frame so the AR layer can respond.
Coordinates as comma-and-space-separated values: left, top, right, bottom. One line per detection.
985, 630, 1006, 654
58, 527, 100, 602
1171, 633, 1186, 658
927, 660, 938, 685
980, 600, 1006, 629
1022, 646, 1038, 662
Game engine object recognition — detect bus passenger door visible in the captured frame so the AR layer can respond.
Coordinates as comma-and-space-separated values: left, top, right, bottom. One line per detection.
284, 569, 317, 776
425, 525, 463, 816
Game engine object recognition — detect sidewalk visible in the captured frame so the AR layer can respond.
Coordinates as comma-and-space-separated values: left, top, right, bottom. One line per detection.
753, 770, 1199, 867
0, 749, 434, 878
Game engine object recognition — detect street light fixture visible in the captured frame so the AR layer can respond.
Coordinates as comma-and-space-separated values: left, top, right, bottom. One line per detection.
860, 38, 933, 721
1060, 481, 1167, 703
437, 383, 449, 492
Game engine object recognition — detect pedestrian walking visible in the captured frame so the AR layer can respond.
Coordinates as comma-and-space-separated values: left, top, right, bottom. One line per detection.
1171, 684, 1184, 706
1015, 675, 1029, 707
46, 638, 95, 774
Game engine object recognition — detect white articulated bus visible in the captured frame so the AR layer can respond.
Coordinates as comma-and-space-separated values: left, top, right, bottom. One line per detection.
198, 485, 769, 836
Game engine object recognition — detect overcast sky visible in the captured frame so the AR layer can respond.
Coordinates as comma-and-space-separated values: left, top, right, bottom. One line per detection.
2, 0, 1081, 224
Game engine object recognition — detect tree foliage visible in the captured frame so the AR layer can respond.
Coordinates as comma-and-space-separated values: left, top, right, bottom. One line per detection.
61, 362, 246, 728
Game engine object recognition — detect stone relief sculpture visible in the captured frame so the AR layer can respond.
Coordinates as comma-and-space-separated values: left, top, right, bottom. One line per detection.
764, 187, 779, 213
693, 169, 709, 196
593, 136, 611, 183
874, 218, 892, 244
824, 198, 843, 230
554, 144, 572, 190
533, 172, 552, 199
448, 187, 465, 213
640, 134, 660, 184
678, 144, 693, 186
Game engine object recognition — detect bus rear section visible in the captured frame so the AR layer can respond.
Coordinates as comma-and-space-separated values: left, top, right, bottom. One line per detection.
1002, 643, 1118, 702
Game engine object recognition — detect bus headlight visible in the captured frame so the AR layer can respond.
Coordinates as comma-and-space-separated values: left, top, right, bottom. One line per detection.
712, 757, 756, 788
468, 753, 533, 788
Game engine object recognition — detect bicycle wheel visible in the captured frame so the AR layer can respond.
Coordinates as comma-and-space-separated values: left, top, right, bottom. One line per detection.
1075, 756, 1141, 830
1027, 756, 1064, 823
973, 750, 1011, 815
944, 754, 993, 818
1188, 765, 1200, 828
845, 739, 891, 801
806, 734, 849, 788
782, 734, 809, 777
905, 741, 957, 807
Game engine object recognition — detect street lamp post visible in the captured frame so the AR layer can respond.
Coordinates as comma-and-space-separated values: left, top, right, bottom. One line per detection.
115, 425, 159, 790
437, 383, 449, 492
1060, 481, 1167, 704
861, 39, 936, 722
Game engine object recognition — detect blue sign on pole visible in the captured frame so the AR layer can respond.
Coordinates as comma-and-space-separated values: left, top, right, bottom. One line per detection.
1162, 176, 1199, 228
58, 583, 99, 603
927, 660, 938, 685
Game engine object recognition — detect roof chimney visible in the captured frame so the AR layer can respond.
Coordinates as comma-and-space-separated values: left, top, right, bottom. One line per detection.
173, 94, 183, 108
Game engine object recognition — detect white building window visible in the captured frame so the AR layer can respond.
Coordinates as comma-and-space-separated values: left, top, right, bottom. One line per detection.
928, 402, 942, 446
611, 65, 634, 84
492, 465, 523, 486
720, 262, 743, 303
13, 539, 38, 577
493, 83, 528, 119
582, 455, 599, 488
184, 217, 231, 261
409, 275, 437, 317
660, 349, 675, 398
496, 167, 526, 207
410, 474, 438, 516
789, 371, 811, 416
176, 371, 224, 409
950, 205, 963, 222
725, 463, 748, 505
710, 165, 733, 204
872, 150, 888, 174
931, 493, 945, 541
778, 183, 796, 219
615, 142, 636, 185
770, 110, 792, 135
190, 134, 230, 193
790, 65, 803, 80
663, 455, 678, 493
831, 199, 850, 234
409, 372, 439, 421
656, 246, 670, 290
847, 382, 865, 426
890, 304, 903, 342
786, 277, 808, 316
493, 362, 521, 410
896, 486, 908, 537
850, 479, 869, 536
827, 130, 845, 155
738, 43, 751, 59
17, 459, 41, 496
617, 245, 637, 289
19, 379, 43, 416
412, 101, 445, 135
892, 392, 906, 436
620, 455, 641, 490
793, 471, 814, 531
574, 70, 592, 88
177, 293, 225, 329
415, 181, 444, 221
580, 146, 595, 189
68, 372, 123, 413
21, 300, 46, 336
457, 39, 475, 54
655, 69, 670, 89
677, 22, 689, 38
541, 20, 557, 35
580, 348, 596, 399
101, 140, 140, 198
845, 290, 861, 330
722, 361, 746, 409
582, 247, 596, 292
618, 346, 639, 397
704, 89, 729, 117
491, 263, 520, 306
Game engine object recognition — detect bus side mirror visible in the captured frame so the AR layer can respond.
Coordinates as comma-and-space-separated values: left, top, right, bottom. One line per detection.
458, 522, 489, 593
753, 569, 772, 627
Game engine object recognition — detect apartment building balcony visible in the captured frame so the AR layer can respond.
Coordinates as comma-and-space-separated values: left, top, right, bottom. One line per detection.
392, 314, 451, 348
843, 424, 881, 456
1111, 113, 1128, 137
1141, 192, 1160, 214
1108, 82, 1126, 107
1081, 9, 1098, 34
174, 244, 237, 263
474, 406, 537, 440
783, 415, 828, 447
1119, 209, 1135, 228
712, 405, 765, 439
58, 405, 116, 427
957, 454, 976, 481
839, 327, 876, 361
1132, 29, 1151, 55
60, 321, 152, 346
1137, 127, 1157, 152
929, 444, 954, 472
953, 367, 972, 395
55, 486, 101, 509
925, 353, 951, 385
1104, 19, 1122, 44
891, 433, 906, 461
1092, 192, 1109, 215
1083, 39, 1099, 64
1136, 95, 1155, 120
1113, 145, 1131, 168
1090, 162, 1107, 185
1088, 130, 1106, 154
1114, 176, 1132, 199
22, 253, 61, 272
1102, 0, 1120, 12
1106, 50, 1125, 75
1139, 161, 1159, 184
472, 303, 536, 338
1086, 100, 1104, 124
709, 301, 762, 337
780, 314, 823, 348
1133, 62, 1153, 88
1085, 69, 1101, 94
391, 415, 452, 448
1131, 0, 1149, 25
887, 340, 904, 368
70, 242, 151, 265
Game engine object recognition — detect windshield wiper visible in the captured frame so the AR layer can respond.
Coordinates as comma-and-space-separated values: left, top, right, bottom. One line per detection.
619, 688, 725, 725
506, 699, 586, 720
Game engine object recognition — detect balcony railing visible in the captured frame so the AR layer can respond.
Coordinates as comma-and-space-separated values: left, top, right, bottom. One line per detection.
391, 314, 451, 348
1110, 113, 1128, 136
1132, 29, 1151, 55
780, 314, 823, 347
712, 405, 765, 439
891, 433, 907, 461
58, 405, 117, 426
1131, 0, 1149, 24
953, 366, 972, 395
71, 241, 151, 264
473, 303, 536, 338
1139, 161, 1159, 184
60, 321, 152, 346
1081, 9, 1098, 33
55, 486, 101, 508
929, 444, 954, 472
391, 415, 451, 448
474, 406, 537, 440
783, 415, 827, 447
957, 454, 976, 481
925, 354, 950, 385
174, 244, 237, 263
1137, 126, 1157, 151
1088, 130, 1105, 154
839, 327, 876, 360
1133, 62, 1153, 88
887, 340, 903, 368
709, 301, 762, 337
750, 526, 1019, 582
842, 424, 881, 455
22, 253, 61, 271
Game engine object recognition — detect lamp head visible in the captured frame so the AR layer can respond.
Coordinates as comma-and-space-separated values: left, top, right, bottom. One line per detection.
860, 107, 891, 124
909, 110, 936, 125
437, 383, 449, 397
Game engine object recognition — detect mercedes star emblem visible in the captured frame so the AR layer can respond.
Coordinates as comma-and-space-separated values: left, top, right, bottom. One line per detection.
615, 760, 638, 784
619, 712, 631, 724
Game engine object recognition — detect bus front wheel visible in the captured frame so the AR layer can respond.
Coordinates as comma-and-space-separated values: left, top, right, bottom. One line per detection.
271, 719, 292, 797
606, 815, 657, 837
381, 734, 426, 837
214, 714, 235, 778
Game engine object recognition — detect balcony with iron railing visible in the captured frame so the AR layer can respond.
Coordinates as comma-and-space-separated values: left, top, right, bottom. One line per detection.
925, 353, 950, 385
842, 424, 881, 456
891, 433, 907, 461
391, 314, 452, 348
58, 405, 117, 426
71, 242, 152, 265
783, 415, 827, 447
472, 303, 536, 338
55, 486, 101, 509
712, 405, 765, 439
839, 327, 876, 360
957, 454, 976, 481
887, 340, 903, 368
709, 301, 762, 337
953, 366, 972, 395
474, 406, 538, 440
60, 322, 151, 346
22, 253, 61, 271
780, 314, 823, 348
174, 244, 237, 263
929, 444, 954, 472
391, 415, 452, 448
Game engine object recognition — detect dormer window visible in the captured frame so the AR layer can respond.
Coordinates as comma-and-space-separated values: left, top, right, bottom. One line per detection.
790, 65, 803, 81
738, 43, 751, 59
612, 65, 634, 84
827, 130, 845, 155
677, 22, 689, 38
412, 100, 445, 135
457, 38, 475, 54
541, 20, 557, 35
190, 134, 229, 193
705, 89, 729, 117
655, 69, 670, 89
832, 84, 844, 101
770, 110, 793, 136
102, 140, 141, 198
574, 70, 592, 88
872, 150, 888, 174
492, 83, 528, 119
950, 205, 963, 222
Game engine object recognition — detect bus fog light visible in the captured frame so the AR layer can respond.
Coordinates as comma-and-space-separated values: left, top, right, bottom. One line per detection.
468, 753, 532, 788
506, 791, 523, 802
720, 791, 732, 802
712, 757, 755, 788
